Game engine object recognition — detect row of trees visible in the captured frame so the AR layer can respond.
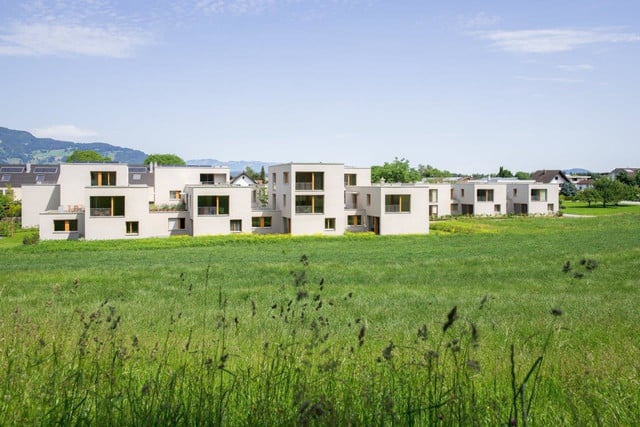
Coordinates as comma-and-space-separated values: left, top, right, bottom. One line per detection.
65, 150, 186, 165
575, 177, 639, 207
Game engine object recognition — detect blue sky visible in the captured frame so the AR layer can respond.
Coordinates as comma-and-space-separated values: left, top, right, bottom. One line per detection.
1, 0, 638, 173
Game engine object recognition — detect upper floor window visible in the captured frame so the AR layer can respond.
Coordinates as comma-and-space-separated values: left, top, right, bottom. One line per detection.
170, 190, 182, 200
91, 171, 116, 186
344, 174, 357, 186
197, 195, 229, 215
200, 174, 215, 184
295, 195, 324, 214
90, 196, 125, 216
283, 172, 289, 184
385, 194, 410, 213
429, 189, 438, 203
531, 189, 547, 202
296, 172, 324, 191
477, 189, 494, 202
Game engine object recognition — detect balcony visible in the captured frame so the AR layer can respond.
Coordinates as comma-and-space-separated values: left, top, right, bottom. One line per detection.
198, 206, 219, 215
90, 208, 114, 216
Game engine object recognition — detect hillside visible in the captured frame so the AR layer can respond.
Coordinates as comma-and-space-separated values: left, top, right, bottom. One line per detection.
0, 127, 147, 164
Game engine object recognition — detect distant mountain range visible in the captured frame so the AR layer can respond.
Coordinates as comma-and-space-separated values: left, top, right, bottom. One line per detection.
0, 127, 275, 175
0, 126, 147, 164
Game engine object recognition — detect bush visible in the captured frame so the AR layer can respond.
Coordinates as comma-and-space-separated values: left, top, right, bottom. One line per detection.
22, 231, 39, 245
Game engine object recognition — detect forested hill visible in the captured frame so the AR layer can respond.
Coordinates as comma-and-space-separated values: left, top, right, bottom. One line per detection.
0, 127, 147, 164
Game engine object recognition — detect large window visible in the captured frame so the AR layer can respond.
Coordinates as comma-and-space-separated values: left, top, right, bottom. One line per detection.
54, 219, 78, 232
295, 172, 324, 190
200, 174, 215, 184
197, 195, 229, 215
295, 195, 324, 213
91, 171, 116, 186
385, 194, 410, 213
90, 196, 125, 216
344, 174, 357, 186
429, 189, 438, 203
252, 216, 272, 228
477, 189, 494, 202
531, 189, 547, 202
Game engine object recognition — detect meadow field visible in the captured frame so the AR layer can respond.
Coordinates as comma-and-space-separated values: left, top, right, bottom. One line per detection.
1, 215, 639, 425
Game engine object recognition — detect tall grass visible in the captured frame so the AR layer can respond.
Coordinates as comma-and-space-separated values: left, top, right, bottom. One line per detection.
1, 215, 639, 424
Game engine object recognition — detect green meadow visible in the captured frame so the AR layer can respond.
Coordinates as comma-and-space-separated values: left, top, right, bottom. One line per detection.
1, 215, 639, 425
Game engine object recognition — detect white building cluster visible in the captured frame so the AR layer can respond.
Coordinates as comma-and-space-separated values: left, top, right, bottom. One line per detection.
6, 162, 559, 240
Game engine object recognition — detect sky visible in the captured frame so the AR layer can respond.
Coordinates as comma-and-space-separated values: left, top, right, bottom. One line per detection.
1, 0, 639, 173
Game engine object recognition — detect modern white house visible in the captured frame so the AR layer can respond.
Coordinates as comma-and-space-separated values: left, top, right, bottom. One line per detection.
10, 161, 561, 240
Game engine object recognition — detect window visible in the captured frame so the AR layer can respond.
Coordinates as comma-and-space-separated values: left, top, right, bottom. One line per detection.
450, 188, 454, 199
90, 171, 116, 186
547, 203, 555, 212
126, 221, 139, 235
53, 219, 78, 232
461, 189, 465, 197
36, 175, 45, 183
197, 195, 229, 215
132, 174, 141, 180
283, 194, 286, 207
34, 166, 57, 174
429, 205, 438, 217
230, 219, 242, 232
477, 189, 494, 202
367, 194, 371, 206
272, 173, 276, 184
283, 172, 289, 184
531, 189, 547, 202
252, 216, 272, 228
1, 175, 10, 182
429, 189, 438, 203
494, 204, 501, 213
324, 218, 336, 230
170, 190, 181, 200
351, 193, 358, 207
295, 195, 324, 213
200, 174, 215, 184
344, 174, 357, 186
90, 196, 125, 216
385, 194, 410, 213
347, 215, 362, 226
168, 218, 186, 230
295, 172, 324, 190
513, 188, 518, 196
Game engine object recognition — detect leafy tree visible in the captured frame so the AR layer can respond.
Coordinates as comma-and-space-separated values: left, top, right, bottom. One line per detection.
66, 149, 111, 163
259, 166, 266, 182
372, 157, 421, 183
0, 187, 21, 235
243, 166, 262, 181
615, 170, 634, 186
560, 181, 578, 198
417, 164, 456, 179
515, 171, 531, 180
497, 166, 513, 178
144, 154, 186, 166
592, 177, 628, 207
576, 188, 600, 207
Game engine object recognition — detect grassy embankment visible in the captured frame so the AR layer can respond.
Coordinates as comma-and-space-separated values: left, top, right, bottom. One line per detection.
1, 215, 639, 425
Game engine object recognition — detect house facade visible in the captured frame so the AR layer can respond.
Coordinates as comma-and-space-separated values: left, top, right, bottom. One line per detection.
14, 161, 560, 240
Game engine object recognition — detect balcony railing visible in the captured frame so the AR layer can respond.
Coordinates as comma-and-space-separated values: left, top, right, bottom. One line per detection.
198, 206, 218, 215
385, 204, 400, 212
296, 182, 313, 190
90, 208, 112, 216
295, 205, 312, 213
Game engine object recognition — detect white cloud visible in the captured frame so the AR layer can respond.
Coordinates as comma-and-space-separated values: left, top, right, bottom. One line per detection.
0, 22, 152, 57
515, 76, 584, 84
32, 125, 99, 141
192, 0, 276, 15
557, 64, 594, 71
478, 28, 640, 54
459, 12, 501, 29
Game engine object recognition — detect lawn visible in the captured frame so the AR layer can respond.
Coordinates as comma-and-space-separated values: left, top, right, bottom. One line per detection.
561, 200, 640, 215
1, 215, 639, 425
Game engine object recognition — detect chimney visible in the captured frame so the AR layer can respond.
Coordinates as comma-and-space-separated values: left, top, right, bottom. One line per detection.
26, 163, 31, 173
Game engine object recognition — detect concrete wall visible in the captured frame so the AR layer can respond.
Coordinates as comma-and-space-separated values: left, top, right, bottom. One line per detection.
186, 185, 253, 236
153, 165, 229, 206
21, 184, 59, 227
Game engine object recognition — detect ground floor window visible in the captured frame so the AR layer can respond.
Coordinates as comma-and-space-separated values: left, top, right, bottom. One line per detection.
347, 215, 362, 225
324, 218, 336, 230
168, 218, 186, 230
429, 205, 438, 217
547, 203, 555, 212
126, 221, 139, 235
54, 219, 78, 232
385, 194, 410, 212
252, 216, 272, 228
494, 204, 501, 213
230, 219, 242, 232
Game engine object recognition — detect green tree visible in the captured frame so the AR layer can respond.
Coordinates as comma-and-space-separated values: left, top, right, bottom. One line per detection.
515, 171, 531, 180
560, 181, 578, 198
259, 166, 266, 182
615, 170, 634, 186
243, 166, 261, 181
497, 166, 513, 178
576, 188, 600, 207
144, 154, 186, 166
592, 177, 627, 207
417, 164, 456, 179
66, 149, 111, 163
371, 158, 421, 183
